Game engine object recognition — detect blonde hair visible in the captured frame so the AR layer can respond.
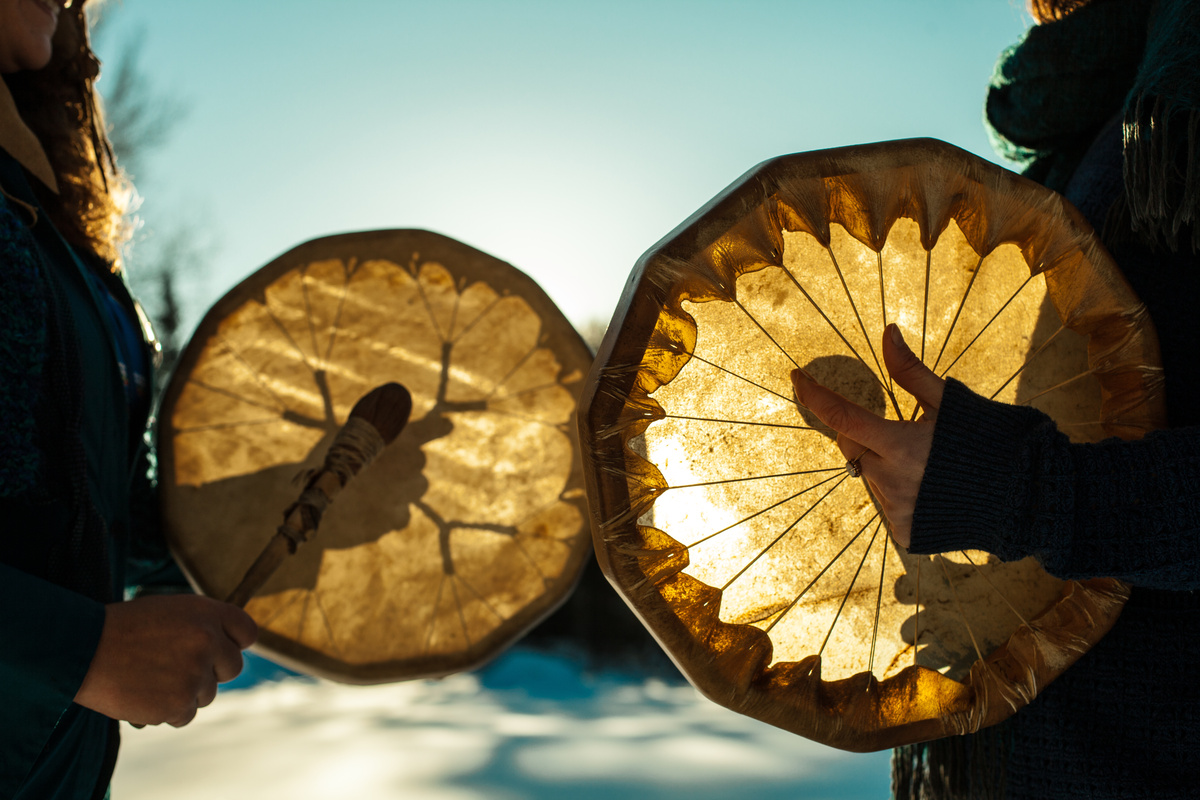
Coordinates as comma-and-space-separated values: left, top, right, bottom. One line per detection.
1027, 0, 1099, 23
6, 2, 128, 267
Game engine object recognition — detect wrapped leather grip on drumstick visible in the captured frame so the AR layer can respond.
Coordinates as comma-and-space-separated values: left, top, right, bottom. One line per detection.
226, 382, 413, 608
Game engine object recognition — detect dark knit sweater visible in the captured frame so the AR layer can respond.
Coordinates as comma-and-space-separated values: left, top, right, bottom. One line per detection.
0, 147, 173, 798
903, 106, 1200, 800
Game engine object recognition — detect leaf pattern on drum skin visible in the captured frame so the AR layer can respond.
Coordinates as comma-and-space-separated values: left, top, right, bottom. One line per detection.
166, 250, 588, 677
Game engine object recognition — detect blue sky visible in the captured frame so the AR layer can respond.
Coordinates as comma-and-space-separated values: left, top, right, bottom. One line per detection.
92, 0, 1031, 336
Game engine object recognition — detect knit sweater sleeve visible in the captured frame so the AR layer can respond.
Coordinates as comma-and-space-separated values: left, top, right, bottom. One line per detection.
909, 377, 1200, 589
0, 563, 105, 796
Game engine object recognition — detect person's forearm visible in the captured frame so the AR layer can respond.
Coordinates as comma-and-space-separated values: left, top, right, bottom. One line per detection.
913, 379, 1200, 589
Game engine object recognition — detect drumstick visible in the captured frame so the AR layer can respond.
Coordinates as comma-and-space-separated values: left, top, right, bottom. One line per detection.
226, 382, 413, 608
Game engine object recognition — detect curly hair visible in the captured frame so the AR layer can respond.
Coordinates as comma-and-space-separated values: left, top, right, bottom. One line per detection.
5, 2, 127, 267
1027, 0, 1101, 23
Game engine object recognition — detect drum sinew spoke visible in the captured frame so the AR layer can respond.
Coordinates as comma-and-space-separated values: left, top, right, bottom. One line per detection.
415, 271, 449, 344
938, 557, 985, 665
960, 551, 1031, 626
666, 467, 844, 492
483, 343, 542, 402
931, 253, 986, 374
878, 251, 895, 401
317, 264, 353, 364
301, 270, 322, 362
297, 593, 312, 641
264, 301, 319, 374
819, 518, 885, 658
687, 473, 845, 549
489, 378, 569, 404
828, 249, 901, 417
778, 262, 890, 400
732, 298, 800, 369
989, 323, 1067, 400
921, 249, 931, 363
313, 593, 344, 659
211, 337, 294, 412
184, 381, 283, 415
451, 295, 505, 345
870, 529, 888, 675
451, 581, 472, 646
488, 408, 573, 430
662, 413, 822, 431
720, 476, 849, 592
446, 278, 464, 342
1017, 368, 1098, 406
510, 535, 551, 583
454, 573, 505, 623
424, 574, 448, 653
938, 274, 1036, 381
683, 351, 796, 403
255, 590, 301, 629
763, 512, 881, 635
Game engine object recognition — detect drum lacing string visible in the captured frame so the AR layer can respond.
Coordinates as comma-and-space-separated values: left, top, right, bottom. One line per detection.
276, 417, 386, 548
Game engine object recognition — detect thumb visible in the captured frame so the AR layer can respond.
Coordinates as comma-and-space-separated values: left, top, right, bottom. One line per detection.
883, 324, 944, 416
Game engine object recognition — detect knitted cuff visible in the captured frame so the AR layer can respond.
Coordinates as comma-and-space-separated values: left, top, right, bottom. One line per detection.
909, 378, 1046, 561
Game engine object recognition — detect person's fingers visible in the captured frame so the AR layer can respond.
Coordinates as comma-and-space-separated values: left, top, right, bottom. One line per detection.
792, 369, 892, 451
219, 602, 259, 650
839, 434, 888, 489
835, 435, 862, 462
883, 323, 944, 416
197, 671, 220, 709
212, 636, 246, 684
168, 704, 199, 729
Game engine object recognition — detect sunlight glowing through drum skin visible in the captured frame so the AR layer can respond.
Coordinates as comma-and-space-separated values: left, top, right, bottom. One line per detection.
162, 231, 593, 684
637, 219, 1075, 683
580, 139, 1160, 751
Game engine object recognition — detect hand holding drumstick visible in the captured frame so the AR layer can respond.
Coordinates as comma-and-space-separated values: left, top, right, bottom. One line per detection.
74, 383, 413, 727
791, 324, 945, 548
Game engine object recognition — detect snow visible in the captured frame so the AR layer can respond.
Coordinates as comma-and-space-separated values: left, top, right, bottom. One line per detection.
111, 649, 891, 799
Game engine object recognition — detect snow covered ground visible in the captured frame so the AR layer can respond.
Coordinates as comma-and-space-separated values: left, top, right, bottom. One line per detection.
111, 649, 892, 799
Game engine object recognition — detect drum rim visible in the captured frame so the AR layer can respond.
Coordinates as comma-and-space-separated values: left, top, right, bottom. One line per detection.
578, 138, 1163, 750
160, 228, 595, 684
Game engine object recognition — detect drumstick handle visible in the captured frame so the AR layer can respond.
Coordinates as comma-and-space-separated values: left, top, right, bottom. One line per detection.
225, 536, 293, 609
225, 471, 345, 608
225, 383, 412, 608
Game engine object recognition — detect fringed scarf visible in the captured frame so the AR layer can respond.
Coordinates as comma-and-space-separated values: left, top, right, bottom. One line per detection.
892, 726, 1007, 800
986, 0, 1200, 251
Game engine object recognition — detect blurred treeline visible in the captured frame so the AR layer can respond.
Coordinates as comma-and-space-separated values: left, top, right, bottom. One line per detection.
97, 20, 680, 682
94, 14, 205, 391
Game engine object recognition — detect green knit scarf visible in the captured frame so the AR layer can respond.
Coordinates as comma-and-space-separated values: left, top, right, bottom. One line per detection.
986, 0, 1200, 251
